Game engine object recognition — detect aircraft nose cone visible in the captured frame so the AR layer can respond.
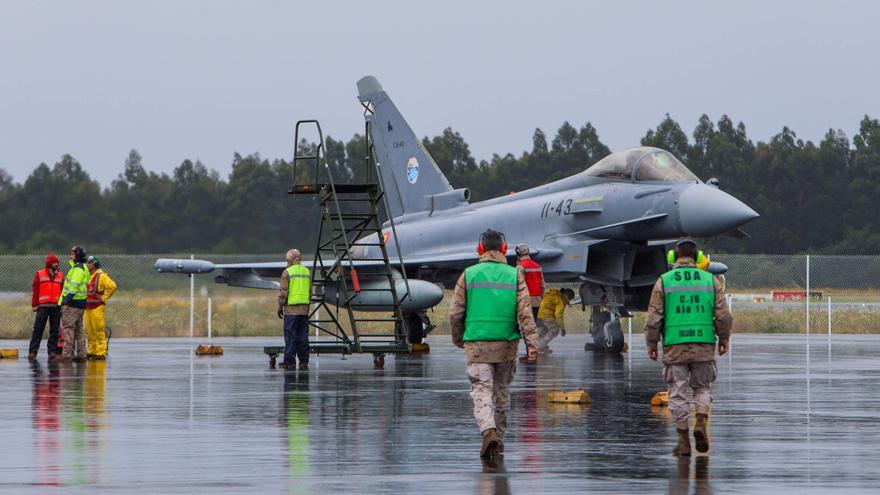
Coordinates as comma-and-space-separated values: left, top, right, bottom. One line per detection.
679, 184, 759, 237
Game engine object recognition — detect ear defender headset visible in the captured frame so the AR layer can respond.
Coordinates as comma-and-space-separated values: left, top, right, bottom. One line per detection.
667, 249, 708, 268
477, 229, 508, 256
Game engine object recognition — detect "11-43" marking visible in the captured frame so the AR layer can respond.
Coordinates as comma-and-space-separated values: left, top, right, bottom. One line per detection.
540, 199, 572, 218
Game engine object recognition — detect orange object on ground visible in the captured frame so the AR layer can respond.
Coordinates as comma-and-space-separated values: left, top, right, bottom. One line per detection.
195, 345, 224, 356
651, 391, 669, 406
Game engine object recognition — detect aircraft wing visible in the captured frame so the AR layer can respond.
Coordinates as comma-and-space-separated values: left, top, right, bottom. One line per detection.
155, 244, 565, 289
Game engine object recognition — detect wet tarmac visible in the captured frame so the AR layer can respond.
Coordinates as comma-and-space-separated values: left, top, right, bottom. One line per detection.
2, 334, 879, 494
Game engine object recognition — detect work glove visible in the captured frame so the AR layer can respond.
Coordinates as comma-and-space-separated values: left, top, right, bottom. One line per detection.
61, 294, 72, 305
277, 308, 284, 319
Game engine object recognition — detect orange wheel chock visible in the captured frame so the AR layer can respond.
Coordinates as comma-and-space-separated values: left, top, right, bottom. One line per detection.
195, 345, 224, 356
651, 391, 669, 406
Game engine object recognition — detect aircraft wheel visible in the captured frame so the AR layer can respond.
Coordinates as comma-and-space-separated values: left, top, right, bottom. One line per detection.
587, 308, 610, 352
602, 319, 625, 354
404, 313, 424, 345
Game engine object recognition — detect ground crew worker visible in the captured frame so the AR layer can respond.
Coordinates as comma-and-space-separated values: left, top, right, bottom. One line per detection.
29, 253, 64, 360
449, 230, 540, 460
53, 246, 90, 362
536, 287, 574, 353
85, 256, 117, 360
645, 239, 732, 456
516, 244, 544, 363
278, 248, 311, 370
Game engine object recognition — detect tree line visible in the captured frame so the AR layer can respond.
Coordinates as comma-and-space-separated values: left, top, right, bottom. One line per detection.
1, 113, 878, 254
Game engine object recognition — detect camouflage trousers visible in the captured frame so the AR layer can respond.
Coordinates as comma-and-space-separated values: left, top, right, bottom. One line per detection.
466, 360, 517, 437
664, 361, 717, 429
536, 319, 561, 351
60, 305, 86, 359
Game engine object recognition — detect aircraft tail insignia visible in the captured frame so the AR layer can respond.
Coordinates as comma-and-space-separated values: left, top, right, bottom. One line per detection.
357, 76, 455, 218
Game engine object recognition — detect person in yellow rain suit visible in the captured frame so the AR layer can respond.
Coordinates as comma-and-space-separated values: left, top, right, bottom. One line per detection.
84, 256, 117, 360
535, 288, 574, 353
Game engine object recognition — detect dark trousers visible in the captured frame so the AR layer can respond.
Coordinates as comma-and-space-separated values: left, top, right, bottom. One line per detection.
283, 315, 310, 365
30, 306, 61, 356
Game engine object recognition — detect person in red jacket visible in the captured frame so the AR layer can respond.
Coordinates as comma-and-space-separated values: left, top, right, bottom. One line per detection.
29, 253, 64, 360
516, 244, 545, 363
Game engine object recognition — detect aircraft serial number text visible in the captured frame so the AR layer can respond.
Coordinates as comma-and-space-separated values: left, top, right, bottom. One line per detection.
540, 199, 573, 218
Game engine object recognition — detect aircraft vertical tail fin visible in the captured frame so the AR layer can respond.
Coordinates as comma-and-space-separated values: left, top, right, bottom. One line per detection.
357, 76, 455, 218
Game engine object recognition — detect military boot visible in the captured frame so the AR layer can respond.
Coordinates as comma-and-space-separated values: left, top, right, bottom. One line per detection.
694, 413, 710, 453
673, 428, 691, 456
480, 428, 500, 459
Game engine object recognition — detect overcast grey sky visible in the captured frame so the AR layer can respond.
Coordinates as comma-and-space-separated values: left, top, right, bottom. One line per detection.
1, 1, 878, 185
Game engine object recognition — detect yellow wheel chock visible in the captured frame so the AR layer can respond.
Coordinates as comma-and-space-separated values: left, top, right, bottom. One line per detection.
548, 388, 590, 404
0, 349, 19, 359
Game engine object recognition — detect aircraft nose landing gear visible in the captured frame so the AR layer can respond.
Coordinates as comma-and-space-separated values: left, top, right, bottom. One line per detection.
586, 306, 625, 354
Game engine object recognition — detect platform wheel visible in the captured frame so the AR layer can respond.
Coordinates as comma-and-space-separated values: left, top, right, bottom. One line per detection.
373, 354, 385, 369
269, 355, 277, 369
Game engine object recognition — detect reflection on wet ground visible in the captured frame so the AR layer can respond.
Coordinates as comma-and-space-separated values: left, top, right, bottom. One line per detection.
1, 335, 879, 493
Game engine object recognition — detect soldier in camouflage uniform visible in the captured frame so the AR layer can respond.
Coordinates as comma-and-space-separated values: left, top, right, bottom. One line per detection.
450, 230, 540, 459
515, 244, 545, 363
645, 239, 732, 456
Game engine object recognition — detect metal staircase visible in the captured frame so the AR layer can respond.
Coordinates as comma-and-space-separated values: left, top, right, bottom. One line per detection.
289, 119, 410, 367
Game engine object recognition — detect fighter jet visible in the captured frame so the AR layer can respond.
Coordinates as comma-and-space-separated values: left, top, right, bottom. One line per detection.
156, 76, 758, 352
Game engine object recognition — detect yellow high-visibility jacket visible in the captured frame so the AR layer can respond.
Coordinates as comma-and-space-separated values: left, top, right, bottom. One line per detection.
537, 288, 570, 328
87, 269, 117, 307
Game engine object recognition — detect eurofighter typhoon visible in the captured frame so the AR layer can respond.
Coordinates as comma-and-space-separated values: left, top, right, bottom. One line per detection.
157, 76, 758, 352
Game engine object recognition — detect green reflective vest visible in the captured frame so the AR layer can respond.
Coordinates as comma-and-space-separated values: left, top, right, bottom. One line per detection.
464, 261, 521, 342
59, 261, 89, 304
286, 264, 311, 305
661, 267, 716, 346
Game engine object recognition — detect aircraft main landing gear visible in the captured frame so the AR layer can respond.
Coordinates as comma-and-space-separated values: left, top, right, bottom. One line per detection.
404, 311, 433, 345
587, 307, 625, 354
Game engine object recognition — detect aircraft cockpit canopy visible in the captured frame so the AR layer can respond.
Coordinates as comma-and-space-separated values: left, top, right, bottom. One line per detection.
586, 147, 699, 183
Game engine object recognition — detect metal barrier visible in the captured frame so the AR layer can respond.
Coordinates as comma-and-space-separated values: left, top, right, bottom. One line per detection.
3, 254, 880, 339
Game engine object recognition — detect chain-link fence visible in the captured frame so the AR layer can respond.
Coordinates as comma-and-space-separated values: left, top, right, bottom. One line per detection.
3, 254, 879, 339
0, 254, 280, 340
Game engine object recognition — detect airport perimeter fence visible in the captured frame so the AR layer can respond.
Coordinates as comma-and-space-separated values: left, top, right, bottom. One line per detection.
1, 254, 880, 340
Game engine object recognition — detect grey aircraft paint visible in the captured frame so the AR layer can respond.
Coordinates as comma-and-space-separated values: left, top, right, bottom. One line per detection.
156, 76, 758, 350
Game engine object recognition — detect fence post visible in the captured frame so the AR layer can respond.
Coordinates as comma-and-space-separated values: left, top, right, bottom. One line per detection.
189, 254, 195, 340
627, 317, 632, 347
208, 296, 213, 341
827, 296, 831, 363
806, 255, 810, 369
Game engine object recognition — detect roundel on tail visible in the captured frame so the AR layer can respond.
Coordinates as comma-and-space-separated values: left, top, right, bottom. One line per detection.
406, 157, 419, 184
